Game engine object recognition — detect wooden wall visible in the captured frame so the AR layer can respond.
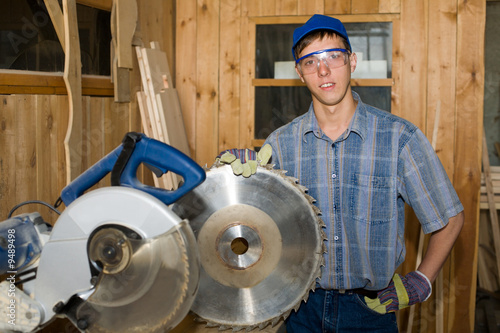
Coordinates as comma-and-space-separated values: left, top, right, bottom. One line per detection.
0, 0, 485, 331
175, 0, 485, 332
0, 1, 175, 331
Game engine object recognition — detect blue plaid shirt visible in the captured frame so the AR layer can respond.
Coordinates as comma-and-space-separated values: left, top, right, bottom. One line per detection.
264, 92, 463, 291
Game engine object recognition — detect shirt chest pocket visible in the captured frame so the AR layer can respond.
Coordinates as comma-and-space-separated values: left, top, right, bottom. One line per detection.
348, 173, 396, 224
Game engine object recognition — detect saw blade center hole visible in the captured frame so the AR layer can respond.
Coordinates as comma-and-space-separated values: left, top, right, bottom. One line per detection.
217, 224, 262, 269
231, 237, 249, 255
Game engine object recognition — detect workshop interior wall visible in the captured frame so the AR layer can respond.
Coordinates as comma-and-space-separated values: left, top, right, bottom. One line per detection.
175, 0, 485, 332
0, 2, 175, 330
0, 0, 486, 332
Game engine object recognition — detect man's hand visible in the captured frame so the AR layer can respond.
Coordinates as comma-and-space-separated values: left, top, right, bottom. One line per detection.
364, 271, 432, 314
217, 144, 272, 177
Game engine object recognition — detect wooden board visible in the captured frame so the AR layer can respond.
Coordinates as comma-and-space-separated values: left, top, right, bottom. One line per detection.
175, 0, 197, 158
116, 0, 137, 69
195, 0, 220, 165
62, 0, 83, 184
219, 0, 241, 152
136, 42, 192, 189
298, 0, 324, 15
451, 0, 486, 331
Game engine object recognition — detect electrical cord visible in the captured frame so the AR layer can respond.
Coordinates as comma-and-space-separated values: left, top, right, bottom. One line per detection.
8, 200, 61, 218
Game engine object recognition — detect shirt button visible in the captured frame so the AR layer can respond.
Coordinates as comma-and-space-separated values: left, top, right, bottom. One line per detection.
332, 174, 337, 179
334, 236, 339, 241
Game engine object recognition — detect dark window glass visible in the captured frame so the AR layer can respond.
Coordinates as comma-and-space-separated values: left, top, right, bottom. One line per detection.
0, 0, 111, 75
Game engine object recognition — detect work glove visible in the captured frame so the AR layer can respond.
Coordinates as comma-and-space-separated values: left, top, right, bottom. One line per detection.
217, 144, 272, 177
364, 271, 432, 314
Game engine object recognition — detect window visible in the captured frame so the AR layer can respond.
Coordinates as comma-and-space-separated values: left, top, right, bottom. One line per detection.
251, 17, 397, 146
0, 0, 111, 75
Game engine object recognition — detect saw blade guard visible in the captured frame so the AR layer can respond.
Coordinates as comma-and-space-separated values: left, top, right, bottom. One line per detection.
33, 187, 200, 332
75, 220, 199, 333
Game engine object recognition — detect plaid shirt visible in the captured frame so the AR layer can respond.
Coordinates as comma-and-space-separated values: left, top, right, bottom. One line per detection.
264, 92, 463, 290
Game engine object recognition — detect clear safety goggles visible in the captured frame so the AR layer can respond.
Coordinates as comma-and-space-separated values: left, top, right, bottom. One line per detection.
295, 48, 350, 75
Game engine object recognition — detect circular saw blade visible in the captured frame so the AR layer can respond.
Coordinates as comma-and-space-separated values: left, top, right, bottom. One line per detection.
76, 223, 195, 333
56, 188, 201, 333
172, 164, 326, 330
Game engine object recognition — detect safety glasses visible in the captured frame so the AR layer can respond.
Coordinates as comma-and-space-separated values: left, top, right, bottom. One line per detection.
295, 48, 350, 75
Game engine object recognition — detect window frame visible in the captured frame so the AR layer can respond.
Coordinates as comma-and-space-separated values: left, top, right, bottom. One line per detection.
0, 0, 113, 96
246, 14, 400, 148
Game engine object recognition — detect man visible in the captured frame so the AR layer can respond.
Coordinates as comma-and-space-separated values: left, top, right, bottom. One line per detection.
260, 14, 464, 332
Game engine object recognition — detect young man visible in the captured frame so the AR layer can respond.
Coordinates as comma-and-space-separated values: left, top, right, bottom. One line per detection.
261, 14, 464, 332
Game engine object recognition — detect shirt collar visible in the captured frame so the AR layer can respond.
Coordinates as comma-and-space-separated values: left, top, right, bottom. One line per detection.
301, 91, 367, 142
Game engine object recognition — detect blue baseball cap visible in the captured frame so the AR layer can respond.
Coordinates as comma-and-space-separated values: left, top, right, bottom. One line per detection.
292, 14, 351, 59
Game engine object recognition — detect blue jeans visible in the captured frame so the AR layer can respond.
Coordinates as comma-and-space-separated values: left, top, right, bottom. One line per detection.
286, 289, 399, 332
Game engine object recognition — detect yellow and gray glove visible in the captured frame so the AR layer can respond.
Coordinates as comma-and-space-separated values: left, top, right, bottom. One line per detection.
364, 271, 432, 314
217, 144, 272, 177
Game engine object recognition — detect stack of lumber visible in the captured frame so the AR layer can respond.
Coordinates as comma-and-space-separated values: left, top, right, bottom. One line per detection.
478, 135, 500, 292
480, 166, 500, 210
135, 42, 191, 190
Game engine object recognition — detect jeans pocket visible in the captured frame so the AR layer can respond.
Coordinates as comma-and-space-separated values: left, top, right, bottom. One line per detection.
352, 293, 388, 317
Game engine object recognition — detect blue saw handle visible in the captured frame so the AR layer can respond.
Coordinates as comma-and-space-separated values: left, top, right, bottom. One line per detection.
61, 133, 206, 206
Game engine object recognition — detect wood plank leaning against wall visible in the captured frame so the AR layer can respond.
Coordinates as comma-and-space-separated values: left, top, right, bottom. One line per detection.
175, 0, 484, 332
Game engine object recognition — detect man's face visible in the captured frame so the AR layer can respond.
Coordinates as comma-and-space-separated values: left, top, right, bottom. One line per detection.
295, 35, 357, 108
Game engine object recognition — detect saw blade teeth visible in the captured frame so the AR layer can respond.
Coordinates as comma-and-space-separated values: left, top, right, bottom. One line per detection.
248, 324, 259, 331
311, 205, 322, 215
303, 193, 316, 204
282, 309, 292, 321
296, 184, 308, 193
257, 322, 268, 330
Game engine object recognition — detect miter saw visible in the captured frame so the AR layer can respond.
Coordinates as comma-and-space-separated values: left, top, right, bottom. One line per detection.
0, 132, 206, 332
0, 132, 327, 332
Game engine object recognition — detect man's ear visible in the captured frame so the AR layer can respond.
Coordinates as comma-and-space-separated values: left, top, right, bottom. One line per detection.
295, 66, 304, 82
350, 53, 357, 73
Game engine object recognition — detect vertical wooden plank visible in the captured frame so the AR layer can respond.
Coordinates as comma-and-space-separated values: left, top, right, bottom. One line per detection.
0, 95, 17, 218
80, 95, 91, 173
399, 0, 427, 130
219, 0, 241, 152
352, 0, 379, 14
276, 0, 297, 16
390, 17, 401, 118
15, 96, 37, 215
176, 0, 197, 157
427, 1, 457, 179
325, 0, 351, 15
88, 98, 105, 193
424, 4, 457, 331
196, 0, 220, 165
298, 0, 324, 15
35, 95, 59, 223
62, 0, 83, 184
137, 0, 174, 71
399, 0, 429, 330
244, 0, 276, 16
379, 0, 400, 14
89, 97, 105, 167
240, 17, 256, 149
450, 0, 485, 332
53, 94, 69, 200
